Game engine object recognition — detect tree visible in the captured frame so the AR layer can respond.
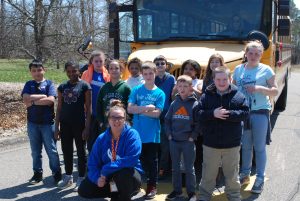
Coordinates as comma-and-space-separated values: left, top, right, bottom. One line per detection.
5, 0, 56, 60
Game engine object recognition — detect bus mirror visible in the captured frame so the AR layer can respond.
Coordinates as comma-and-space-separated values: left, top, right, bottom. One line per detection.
278, 19, 290, 36
278, 0, 289, 16
109, 2, 118, 20
109, 22, 118, 38
247, 30, 270, 50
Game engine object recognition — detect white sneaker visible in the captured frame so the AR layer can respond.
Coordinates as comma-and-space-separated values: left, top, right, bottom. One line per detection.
57, 175, 73, 189
73, 177, 84, 192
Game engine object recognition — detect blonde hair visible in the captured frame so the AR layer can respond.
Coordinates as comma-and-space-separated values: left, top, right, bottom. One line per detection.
89, 50, 105, 64
245, 40, 264, 53
212, 66, 231, 78
177, 75, 193, 85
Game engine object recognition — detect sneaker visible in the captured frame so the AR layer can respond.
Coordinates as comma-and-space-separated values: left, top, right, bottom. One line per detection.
57, 175, 73, 189
29, 172, 43, 184
53, 171, 62, 184
187, 192, 197, 201
251, 178, 264, 194
165, 191, 183, 200
73, 177, 84, 192
240, 174, 250, 186
145, 185, 157, 199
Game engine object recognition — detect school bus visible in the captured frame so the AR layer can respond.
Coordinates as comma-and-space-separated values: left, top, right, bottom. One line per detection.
109, 0, 292, 111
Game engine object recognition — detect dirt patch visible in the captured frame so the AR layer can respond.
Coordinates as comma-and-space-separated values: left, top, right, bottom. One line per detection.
0, 82, 26, 136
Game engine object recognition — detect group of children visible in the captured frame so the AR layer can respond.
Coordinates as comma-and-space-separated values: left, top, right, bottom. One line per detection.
22, 40, 276, 201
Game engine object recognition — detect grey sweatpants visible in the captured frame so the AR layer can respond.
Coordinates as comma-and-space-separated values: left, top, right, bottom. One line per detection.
199, 145, 241, 201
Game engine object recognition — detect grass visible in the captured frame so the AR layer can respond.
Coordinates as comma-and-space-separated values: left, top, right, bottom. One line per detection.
0, 59, 68, 84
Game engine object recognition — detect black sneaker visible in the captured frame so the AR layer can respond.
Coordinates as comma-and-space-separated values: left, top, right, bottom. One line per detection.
165, 191, 183, 200
53, 170, 62, 184
187, 192, 197, 201
29, 172, 43, 184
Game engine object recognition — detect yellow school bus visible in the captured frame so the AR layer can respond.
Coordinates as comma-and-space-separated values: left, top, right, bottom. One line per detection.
109, 0, 291, 110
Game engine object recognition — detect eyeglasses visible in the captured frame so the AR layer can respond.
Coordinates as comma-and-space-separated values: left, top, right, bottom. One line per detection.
155, 62, 166, 66
109, 116, 125, 122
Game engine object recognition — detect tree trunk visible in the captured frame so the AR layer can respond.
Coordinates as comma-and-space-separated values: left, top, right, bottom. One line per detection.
21, 0, 27, 48
0, 0, 5, 58
80, 0, 87, 36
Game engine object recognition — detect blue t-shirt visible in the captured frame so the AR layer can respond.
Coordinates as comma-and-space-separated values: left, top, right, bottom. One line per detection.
91, 71, 105, 116
155, 72, 175, 120
21, 79, 56, 124
233, 63, 275, 111
128, 85, 165, 143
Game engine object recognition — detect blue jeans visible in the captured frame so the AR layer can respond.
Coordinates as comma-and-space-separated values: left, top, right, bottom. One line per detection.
170, 140, 196, 194
27, 122, 60, 174
241, 113, 268, 180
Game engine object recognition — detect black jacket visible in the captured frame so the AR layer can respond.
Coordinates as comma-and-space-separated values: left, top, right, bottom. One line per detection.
194, 84, 249, 148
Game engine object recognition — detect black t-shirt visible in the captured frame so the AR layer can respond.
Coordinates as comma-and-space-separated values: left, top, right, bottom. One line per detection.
58, 80, 91, 124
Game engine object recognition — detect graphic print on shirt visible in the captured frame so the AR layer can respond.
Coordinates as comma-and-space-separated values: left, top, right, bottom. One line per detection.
236, 72, 256, 108
137, 93, 157, 106
107, 149, 120, 161
62, 87, 80, 104
173, 106, 190, 120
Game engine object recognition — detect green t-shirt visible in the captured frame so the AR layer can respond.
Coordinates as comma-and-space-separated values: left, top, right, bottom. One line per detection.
96, 80, 131, 125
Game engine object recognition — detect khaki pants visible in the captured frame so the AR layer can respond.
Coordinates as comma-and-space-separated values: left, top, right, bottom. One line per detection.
199, 145, 241, 201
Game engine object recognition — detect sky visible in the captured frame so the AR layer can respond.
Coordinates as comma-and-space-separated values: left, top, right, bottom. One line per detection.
295, 0, 300, 9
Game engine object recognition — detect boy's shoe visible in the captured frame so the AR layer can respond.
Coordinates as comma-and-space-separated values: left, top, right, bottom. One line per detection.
73, 177, 84, 192
144, 185, 157, 199
251, 178, 264, 194
187, 192, 197, 201
57, 175, 73, 189
29, 172, 43, 184
165, 191, 183, 200
240, 174, 250, 186
53, 171, 62, 184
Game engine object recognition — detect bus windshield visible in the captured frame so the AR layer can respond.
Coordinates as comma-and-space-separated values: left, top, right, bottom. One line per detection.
136, 0, 264, 41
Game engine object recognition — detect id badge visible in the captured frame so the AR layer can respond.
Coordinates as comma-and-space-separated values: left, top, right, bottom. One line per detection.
110, 181, 118, 192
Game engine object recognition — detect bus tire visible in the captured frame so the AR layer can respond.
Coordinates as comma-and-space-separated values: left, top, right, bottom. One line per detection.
275, 75, 288, 111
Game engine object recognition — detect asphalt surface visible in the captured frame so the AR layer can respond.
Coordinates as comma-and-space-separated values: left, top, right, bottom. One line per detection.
1, 71, 300, 201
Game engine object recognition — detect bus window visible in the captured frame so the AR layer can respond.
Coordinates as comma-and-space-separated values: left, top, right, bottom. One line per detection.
138, 14, 153, 39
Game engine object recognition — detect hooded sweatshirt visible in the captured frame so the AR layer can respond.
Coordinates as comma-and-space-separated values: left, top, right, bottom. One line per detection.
195, 84, 249, 148
87, 124, 143, 184
96, 80, 131, 125
165, 93, 199, 141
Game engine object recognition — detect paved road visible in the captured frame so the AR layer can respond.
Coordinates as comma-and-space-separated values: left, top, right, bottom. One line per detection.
1, 71, 300, 201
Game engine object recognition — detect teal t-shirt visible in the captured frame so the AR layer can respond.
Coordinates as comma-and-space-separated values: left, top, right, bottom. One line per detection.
128, 85, 165, 143
233, 63, 275, 111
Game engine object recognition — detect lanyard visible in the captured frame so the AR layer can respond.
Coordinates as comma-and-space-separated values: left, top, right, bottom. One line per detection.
111, 137, 119, 161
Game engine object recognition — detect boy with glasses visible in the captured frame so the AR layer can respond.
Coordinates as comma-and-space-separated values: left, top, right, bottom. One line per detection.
153, 55, 176, 179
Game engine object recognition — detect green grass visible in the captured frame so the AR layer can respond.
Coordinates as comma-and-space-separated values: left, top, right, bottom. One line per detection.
0, 59, 67, 83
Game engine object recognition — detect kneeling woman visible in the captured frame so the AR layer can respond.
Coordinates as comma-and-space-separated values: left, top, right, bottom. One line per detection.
78, 100, 143, 201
